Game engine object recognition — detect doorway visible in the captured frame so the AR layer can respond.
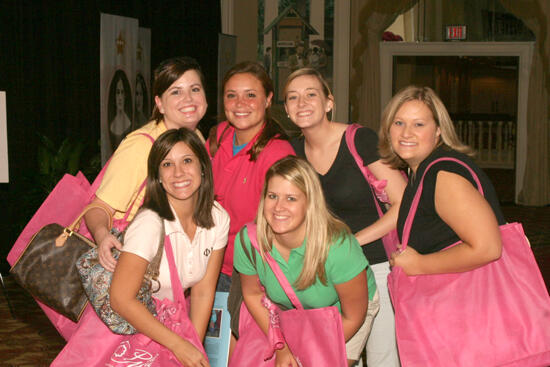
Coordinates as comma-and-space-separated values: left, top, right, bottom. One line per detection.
380, 42, 533, 203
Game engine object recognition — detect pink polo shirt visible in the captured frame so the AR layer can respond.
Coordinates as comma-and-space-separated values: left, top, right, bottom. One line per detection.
208, 121, 295, 276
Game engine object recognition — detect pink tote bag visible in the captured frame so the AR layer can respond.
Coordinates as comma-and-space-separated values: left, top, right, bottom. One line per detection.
52, 235, 206, 366
229, 223, 348, 367
345, 123, 401, 258
7, 169, 102, 340
7, 133, 154, 340
388, 157, 550, 367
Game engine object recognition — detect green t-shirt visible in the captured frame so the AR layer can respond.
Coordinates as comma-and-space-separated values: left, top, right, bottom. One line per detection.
234, 226, 377, 312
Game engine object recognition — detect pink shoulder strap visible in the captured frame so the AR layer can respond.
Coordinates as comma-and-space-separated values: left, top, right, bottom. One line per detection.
91, 132, 155, 221
164, 235, 188, 309
344, 124, 387, 216
401, 157, 483, 249
246, 223, 304, 310
120, 133, 156, 222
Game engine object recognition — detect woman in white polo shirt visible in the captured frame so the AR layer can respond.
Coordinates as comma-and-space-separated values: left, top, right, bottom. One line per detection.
110, 128, 229, 365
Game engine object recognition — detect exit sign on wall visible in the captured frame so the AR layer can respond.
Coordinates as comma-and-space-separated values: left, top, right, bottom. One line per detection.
446, 25, 467, 40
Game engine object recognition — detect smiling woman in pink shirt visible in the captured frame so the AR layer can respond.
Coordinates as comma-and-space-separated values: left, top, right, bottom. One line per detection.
207, 62, 294, 293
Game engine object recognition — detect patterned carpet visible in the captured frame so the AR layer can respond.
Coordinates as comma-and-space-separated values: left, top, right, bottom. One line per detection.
1, 168, 549, 365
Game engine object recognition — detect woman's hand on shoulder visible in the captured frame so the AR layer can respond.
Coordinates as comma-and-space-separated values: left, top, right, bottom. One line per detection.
170, 338, 210, 367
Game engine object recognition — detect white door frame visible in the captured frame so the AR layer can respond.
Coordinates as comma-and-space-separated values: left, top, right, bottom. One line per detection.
380, 42, 534, 202
332, 0, 350, 123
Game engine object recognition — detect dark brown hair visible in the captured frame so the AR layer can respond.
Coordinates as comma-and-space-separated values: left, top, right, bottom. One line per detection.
151, 56, 206, 124
143, 128, 215, 228
221, 61, 288, 161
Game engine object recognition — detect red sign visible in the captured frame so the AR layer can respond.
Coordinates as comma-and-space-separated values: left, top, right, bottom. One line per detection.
446, 25, 467, 40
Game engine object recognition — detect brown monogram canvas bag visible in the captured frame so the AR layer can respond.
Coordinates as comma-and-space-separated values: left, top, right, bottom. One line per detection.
10, 203, 112, 322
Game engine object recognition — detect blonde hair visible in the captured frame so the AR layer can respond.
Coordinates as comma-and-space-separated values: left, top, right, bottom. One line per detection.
378, 85, 474, 169
283, 68, 335, 121
255, 156, 349, 290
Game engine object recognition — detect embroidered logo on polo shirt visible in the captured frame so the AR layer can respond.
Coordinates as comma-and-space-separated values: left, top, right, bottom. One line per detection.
204, 248, 212, 257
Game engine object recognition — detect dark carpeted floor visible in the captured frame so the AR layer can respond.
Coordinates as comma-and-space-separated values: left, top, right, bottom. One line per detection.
0, 274, 65, 366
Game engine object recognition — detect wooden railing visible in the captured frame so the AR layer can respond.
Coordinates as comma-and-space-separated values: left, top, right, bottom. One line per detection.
455, 119, 515, 169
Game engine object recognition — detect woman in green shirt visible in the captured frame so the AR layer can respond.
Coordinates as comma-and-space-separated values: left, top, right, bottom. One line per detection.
234, 156, 379, 367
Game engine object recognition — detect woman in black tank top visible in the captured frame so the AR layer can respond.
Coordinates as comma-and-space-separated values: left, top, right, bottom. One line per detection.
378, 85, 503, 275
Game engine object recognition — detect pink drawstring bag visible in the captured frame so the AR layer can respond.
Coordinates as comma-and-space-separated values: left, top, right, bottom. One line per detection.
388, 157, 550, 367
7, 133, 154, 341
345, 123, 401, 258
229, 223, 348, 367
52, 235, 206, 366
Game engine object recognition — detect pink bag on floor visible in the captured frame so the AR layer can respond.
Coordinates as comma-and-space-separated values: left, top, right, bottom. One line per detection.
52, 236, 206, 366
229, 223, 348, 367
388, 157, 550, 367
345, 123, 401, 258
7, 133, 154, 341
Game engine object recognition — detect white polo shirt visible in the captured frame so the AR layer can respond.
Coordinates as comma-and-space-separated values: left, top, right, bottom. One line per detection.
122, 201, 229, 301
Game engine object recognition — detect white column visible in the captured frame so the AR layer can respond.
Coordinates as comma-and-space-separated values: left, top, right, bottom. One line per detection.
0, 91, 8, 183
220, 0, 234, 35
497, 121, 503, 163
264, 0, 278, 51
333, 0, 350, 122
310, 0, 324, 42
477, 121, 483, 161
488, 121, 494, 163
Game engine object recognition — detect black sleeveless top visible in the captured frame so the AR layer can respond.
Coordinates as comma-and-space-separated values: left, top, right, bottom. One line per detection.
291, 126, 388, 264
397, 146, 506, 254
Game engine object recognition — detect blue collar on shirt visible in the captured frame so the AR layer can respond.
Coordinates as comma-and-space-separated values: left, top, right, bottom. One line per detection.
232, 134, 248, 156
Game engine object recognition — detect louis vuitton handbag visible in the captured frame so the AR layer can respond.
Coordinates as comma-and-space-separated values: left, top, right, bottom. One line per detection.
10, 203, 112, 322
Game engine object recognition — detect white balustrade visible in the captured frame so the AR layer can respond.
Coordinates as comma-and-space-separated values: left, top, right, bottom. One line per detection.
454, 119, 515, 169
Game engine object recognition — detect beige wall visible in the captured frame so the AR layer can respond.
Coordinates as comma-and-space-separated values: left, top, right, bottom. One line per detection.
234, 0, 258, 63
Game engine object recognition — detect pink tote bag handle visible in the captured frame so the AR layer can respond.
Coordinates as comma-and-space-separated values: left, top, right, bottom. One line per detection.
97, 133, 155, 232
163, 235, 189, 310
246, 223, 304, 311
401, 157, 483, 249
119, 133, 155, 223
345, 123, 390, 207
345, 123, 402, 258
90, 133, 155, 193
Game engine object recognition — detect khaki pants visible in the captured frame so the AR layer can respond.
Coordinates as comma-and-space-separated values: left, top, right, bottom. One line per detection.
346, 290, 380, 361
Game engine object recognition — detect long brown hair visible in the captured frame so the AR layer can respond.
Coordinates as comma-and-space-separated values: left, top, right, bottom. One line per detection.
221, 61, 288, 161
144, 128, 215, 228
